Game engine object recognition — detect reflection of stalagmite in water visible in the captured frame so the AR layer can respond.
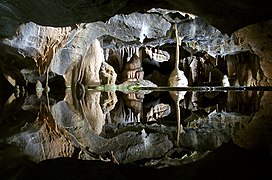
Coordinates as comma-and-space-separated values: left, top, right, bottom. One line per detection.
123, 92, 144, 123
168, 23, 188, 146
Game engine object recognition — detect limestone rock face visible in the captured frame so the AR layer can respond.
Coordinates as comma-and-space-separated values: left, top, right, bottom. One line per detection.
100, 62, 117, 85
63, 39, 117, 89
234, 20, 272, 85
1, 0, 271, 39
2, 8, 270, 87
177, 18, 250, 57
2, 22, 72, 75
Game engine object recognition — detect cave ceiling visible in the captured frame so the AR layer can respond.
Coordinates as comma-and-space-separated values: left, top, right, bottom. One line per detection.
1, 0, 272, 85
1, 0, 272, 36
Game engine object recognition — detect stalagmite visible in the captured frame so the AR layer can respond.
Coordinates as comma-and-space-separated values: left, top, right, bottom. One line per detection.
222, 75, 230, 87
168, 23, 188, 146
190, 56, 204, 86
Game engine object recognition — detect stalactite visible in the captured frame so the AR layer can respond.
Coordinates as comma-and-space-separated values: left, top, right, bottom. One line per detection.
135, 47, 139, 57
121, 48, 124, 62
104, 48, 109, 62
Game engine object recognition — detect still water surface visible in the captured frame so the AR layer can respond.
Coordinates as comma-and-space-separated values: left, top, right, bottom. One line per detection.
0, 87, 271, 170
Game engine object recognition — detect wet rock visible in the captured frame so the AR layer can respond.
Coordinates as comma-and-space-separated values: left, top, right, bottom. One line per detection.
189, 56, 203, 86
2, 10, 269, 89
225, 51, 264, 86
51, 12, 171, 76
2, 22, 72, 74
107, 12, 171, 44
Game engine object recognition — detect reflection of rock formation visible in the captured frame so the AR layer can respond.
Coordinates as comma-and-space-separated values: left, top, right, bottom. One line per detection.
180, 90, 262, 116
233, 91, 272, 155
123, 92, 144, 116
183, 111, 252, 151
147, 103, 171, 122
109, 91, 145, 124
53, 98, 173, 164
226, 91, 262, 115
7, 102, 75, 162
2, 86, 272, 167
62, 39, 117, 135
100, 91, 118, 115
179, 90, 271, 155
65, 90, 106, 135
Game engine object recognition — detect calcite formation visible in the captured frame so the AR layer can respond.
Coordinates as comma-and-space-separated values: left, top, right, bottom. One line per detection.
0, 9, 271, 89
